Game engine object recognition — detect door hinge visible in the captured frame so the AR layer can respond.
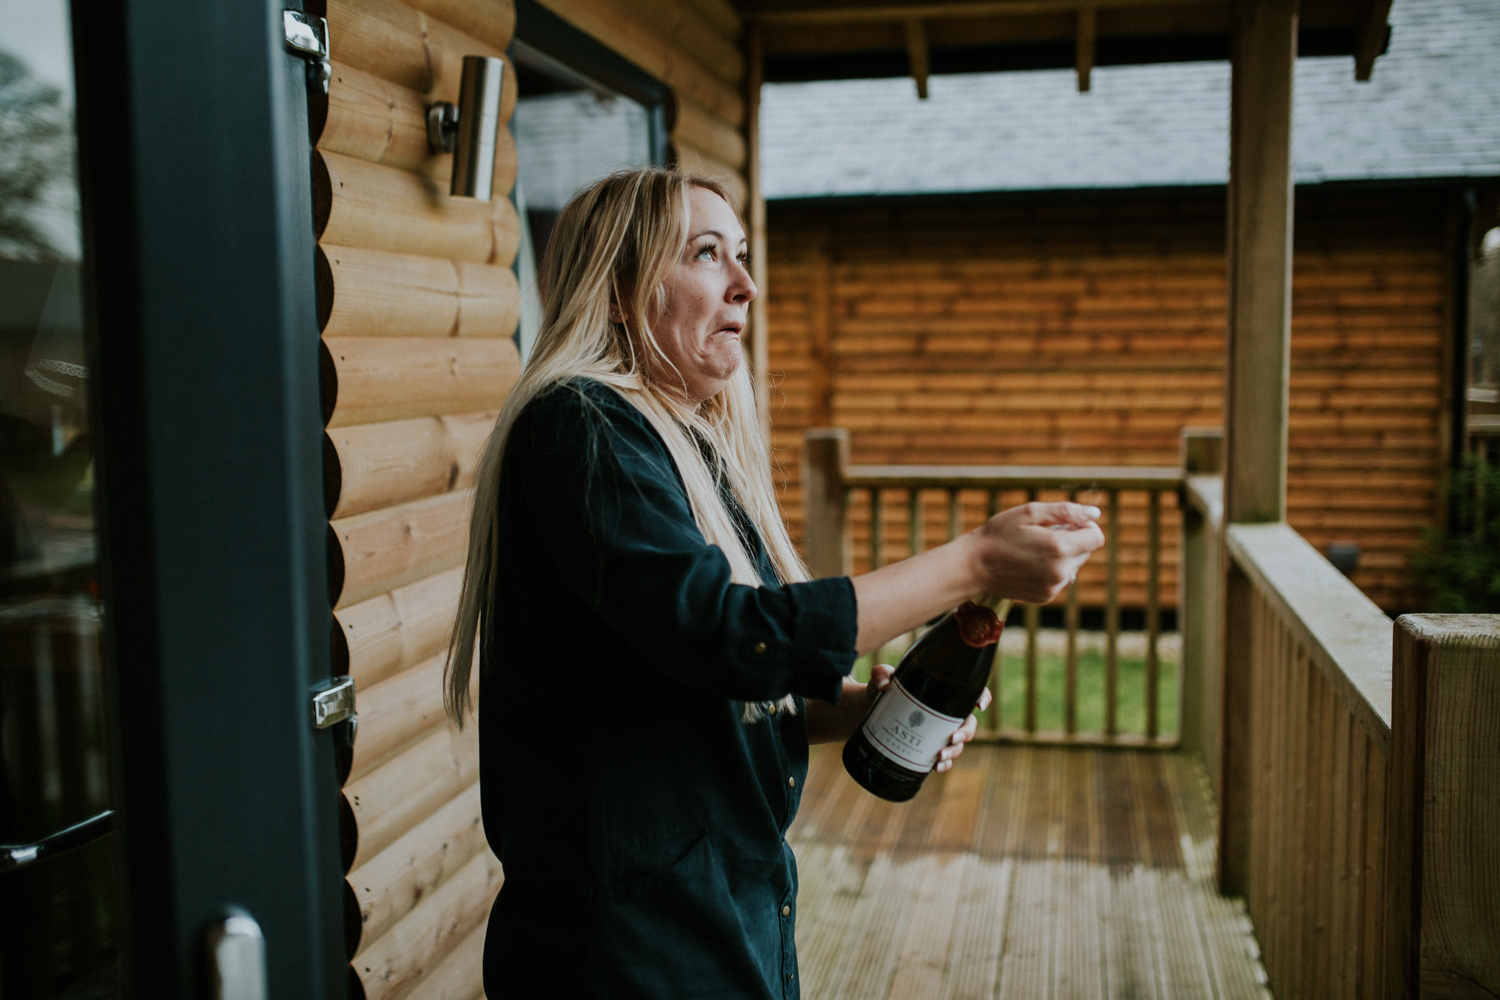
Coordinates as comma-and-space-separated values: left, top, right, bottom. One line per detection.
311, 675, 357, 748
282, 10, 330, 95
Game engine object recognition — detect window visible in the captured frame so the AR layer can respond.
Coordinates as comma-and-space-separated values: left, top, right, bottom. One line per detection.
0, 3, 121, 996
1469, 224, 1500, 456
509, 0, 667, 361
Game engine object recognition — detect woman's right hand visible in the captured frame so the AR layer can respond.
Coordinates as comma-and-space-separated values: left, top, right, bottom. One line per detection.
965, 502, 1105, 605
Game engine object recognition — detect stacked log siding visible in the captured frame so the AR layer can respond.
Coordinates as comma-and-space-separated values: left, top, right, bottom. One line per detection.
316, 0, 747, 993
767, 189, 1448, 612
318, 0, 517, 995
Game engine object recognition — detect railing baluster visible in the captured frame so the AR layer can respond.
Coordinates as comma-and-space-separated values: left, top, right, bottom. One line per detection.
907, 489, 924, 647
1147, 489, 1161, 739
1105, 488, 1120, 738
908, 488, 923, 559
870, 488, 883, 570
1066, 489, 1079, 736
948, 488, 961, 541
987, 487, 1000, 734
1025, 488, 1039, 734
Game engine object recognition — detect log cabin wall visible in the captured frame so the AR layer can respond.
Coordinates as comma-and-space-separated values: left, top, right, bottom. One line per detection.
309, 0, 746, 995
767, 186, 1449, 614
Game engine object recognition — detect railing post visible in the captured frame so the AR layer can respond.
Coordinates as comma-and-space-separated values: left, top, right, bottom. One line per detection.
802, 428, 850, 579
1219, 0, 1296, 897
1179, 428, 1223, 775
1387, 615, 1500, 1000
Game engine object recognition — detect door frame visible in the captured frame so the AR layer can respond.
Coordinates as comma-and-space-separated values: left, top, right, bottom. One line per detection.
70, 0, 345, 994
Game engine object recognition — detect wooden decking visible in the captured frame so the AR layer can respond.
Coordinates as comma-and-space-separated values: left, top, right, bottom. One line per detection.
789, 744, 1272, 999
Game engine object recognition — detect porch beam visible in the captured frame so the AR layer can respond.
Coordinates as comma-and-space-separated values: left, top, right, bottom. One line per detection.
1217, 0, 1296, 898
747, 0, 1203, 26
1353, 0, 1393, 81
905, 17, 932, 98
745, 24, 772, 444
1075, 5, 1096, 92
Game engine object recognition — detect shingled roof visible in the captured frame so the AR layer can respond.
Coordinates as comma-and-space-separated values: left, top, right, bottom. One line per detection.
760, 0, 1500, 199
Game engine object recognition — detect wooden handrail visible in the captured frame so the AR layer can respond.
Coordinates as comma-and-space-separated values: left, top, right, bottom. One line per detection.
841, 463, 1182, 491
1225, 523, 1393, 750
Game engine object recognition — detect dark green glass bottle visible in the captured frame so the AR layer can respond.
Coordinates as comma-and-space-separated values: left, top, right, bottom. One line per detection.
842, 597, 1011, 802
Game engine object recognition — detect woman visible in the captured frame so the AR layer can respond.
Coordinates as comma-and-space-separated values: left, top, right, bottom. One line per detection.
447, 168, 1103, 999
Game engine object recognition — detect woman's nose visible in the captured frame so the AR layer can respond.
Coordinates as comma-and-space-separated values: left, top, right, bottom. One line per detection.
728, 260, 757, 303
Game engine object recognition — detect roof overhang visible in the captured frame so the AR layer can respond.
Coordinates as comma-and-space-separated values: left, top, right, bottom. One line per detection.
742, 0, 1394, 89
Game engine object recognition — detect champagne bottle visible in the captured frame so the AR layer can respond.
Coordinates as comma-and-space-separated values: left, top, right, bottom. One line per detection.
842, 595, 1014, 802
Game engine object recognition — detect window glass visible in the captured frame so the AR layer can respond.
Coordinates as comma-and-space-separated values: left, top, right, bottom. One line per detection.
509, 42, 654, 361
0, 2, 122, 996
1470, 226, 1500, 433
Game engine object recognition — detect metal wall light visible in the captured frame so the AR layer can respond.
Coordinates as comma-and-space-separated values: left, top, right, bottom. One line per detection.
427, 56, 505, 201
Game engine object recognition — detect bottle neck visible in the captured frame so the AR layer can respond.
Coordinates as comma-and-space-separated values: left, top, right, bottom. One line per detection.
972, 595, 1014, 619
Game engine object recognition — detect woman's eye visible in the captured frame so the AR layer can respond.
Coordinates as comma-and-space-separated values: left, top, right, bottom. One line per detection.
695, 245, 716, 261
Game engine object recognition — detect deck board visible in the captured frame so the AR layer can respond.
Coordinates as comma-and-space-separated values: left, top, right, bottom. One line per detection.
791, 744, 1271, 1000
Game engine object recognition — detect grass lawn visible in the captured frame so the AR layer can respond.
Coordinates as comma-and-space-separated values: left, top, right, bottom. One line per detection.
854, 633, 1179, 738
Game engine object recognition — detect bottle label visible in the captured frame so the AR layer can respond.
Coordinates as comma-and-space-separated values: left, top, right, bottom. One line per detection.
859, 677, 966, 773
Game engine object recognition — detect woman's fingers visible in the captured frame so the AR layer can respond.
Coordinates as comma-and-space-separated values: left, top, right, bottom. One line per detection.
870, 663, 895, 691
972, 502, 1106, 604
1023, 500, 1102, 529
935, 713, 979, 770
976, 685, 993, 713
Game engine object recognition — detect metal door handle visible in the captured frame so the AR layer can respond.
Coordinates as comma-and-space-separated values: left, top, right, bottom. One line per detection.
205, 908, 267, 1000
0, 809, 115, 871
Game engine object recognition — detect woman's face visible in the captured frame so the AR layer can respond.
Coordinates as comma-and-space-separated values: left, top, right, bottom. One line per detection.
644, 186, 757, 406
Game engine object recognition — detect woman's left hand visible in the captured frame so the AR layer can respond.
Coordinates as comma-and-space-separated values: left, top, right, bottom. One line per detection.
862, 663, 992, 772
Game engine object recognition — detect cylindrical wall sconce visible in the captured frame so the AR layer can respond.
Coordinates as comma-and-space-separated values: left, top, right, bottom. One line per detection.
426, 55, 504, 201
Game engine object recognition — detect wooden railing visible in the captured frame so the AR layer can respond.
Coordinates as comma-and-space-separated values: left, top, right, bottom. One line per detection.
1177, 433, 1500, 1000
803, 428, 1181, 747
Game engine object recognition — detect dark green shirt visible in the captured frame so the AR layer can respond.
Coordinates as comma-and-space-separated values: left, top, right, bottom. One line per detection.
480, 379, 858, 1000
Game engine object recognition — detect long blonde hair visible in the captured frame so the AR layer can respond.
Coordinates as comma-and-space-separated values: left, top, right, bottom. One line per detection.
445, 168, 807, 725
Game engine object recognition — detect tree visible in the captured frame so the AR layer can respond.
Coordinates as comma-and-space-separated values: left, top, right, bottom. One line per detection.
0, 51, 72, 262
1410, 459, 1500, 613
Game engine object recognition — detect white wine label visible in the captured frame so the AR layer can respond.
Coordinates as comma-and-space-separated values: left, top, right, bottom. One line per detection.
860, 678, 965, 773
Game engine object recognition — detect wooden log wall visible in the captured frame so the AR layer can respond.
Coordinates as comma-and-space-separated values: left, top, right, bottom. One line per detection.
767, 187, 1449, 612
312, 0, 747, 995
316, 0, 517, 996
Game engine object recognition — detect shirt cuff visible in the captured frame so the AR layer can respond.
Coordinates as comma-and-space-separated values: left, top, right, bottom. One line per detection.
784, 576, 859, 703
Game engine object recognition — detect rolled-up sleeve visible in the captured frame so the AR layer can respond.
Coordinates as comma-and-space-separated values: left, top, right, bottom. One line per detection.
506, 383, 857, 704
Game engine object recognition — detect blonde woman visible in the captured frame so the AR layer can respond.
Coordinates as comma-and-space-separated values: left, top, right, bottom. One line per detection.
447, 168, 1104, 999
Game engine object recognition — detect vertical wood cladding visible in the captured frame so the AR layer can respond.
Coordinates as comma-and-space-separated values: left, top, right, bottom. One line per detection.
316, 0, 746, 995
767, 188, 1447, 612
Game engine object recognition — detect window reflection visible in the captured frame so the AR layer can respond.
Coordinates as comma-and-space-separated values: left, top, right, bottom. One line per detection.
1470, 225, 1500, 458
510, 42, 655, 361
0, 1, 120, 996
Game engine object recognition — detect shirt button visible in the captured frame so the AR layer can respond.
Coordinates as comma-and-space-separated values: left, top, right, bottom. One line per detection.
788, 776, 796, 788
767, 703, 777, 715
782, 905, 791, 917
752, 641, 767, 654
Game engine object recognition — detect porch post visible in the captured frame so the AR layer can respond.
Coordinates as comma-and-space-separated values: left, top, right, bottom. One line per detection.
1217, 0, 1297, 896
745, 24, 772, 446
803, 428, 849, 579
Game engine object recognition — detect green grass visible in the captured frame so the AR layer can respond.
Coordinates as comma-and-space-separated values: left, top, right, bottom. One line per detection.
854, 635, 1178, 738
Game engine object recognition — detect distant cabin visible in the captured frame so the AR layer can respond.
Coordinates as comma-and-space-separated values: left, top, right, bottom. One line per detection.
759, 0, 1500, 616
